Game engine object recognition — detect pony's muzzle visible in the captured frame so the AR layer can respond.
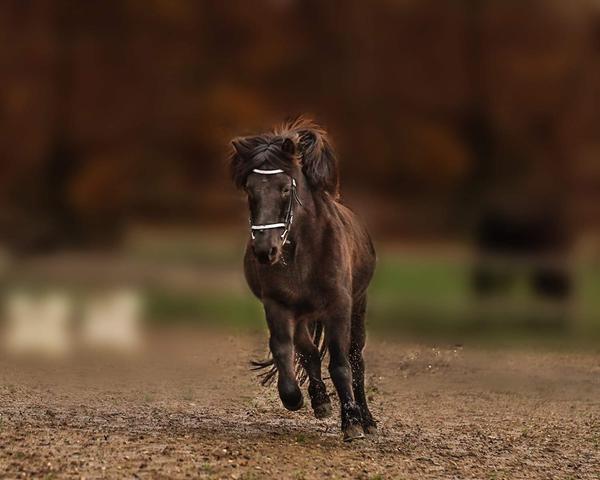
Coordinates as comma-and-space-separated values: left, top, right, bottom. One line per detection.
252, 232, 281, 265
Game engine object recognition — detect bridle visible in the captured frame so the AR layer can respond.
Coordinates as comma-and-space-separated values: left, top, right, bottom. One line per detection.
249, 168, 303, 244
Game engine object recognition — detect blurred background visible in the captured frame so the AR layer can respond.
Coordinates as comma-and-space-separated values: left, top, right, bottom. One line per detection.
1, 0, 600, 356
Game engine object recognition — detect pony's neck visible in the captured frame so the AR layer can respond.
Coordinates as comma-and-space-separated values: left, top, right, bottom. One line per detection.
286, 174, 333, 248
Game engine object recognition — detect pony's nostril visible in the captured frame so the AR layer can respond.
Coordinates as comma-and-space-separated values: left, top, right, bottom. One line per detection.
255, 250, 269, 264
269, 247, 278, 260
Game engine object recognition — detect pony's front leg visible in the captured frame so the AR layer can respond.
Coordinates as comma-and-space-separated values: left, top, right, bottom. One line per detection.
326, 299, 364, 441
265, 301, 303, 411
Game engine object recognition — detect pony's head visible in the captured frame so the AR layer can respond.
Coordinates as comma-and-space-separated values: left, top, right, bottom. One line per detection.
230, 117, 338, 265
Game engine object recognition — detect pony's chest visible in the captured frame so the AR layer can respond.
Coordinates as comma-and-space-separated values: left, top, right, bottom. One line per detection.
244, 245, 343, 311
258, 266, 312, 306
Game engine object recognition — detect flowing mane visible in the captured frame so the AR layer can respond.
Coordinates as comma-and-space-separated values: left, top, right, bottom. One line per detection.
274, 116, 339, 197
230, 116, 339, 198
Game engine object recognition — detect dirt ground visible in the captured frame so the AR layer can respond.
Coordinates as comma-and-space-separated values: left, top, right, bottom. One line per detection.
0, 330, 598, 479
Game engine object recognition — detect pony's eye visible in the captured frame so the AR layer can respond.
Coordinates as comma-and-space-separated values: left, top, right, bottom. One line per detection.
282, 187, 290, 195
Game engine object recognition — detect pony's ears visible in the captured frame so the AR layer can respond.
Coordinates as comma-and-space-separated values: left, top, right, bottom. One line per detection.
231, 136, 249, 158
231, 136, 295, 158
229, 136, 252, 189
296, 127, 339, 196
281, 137, 295, 156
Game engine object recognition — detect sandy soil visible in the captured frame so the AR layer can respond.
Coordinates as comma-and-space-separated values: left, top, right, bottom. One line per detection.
0, 330, 598, 479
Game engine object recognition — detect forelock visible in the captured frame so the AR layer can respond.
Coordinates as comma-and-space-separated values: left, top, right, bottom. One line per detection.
230, 134, 298, 189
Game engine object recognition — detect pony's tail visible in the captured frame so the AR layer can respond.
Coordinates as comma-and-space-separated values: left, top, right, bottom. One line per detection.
250, 321, 328, 387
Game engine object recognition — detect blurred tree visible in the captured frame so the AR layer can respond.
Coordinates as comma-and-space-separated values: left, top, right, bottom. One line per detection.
0, 0, 599, 252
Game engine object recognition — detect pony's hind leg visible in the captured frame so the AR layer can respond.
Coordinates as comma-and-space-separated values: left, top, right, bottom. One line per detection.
326, 299, 365, 442
294, 320, 331, 419
350, 295, 377, 434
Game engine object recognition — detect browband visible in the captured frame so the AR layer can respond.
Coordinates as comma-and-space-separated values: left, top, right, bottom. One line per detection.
252, 168, 284, 175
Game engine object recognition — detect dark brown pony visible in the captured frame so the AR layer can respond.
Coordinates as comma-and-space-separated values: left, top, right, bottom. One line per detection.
230, 117, 376, 441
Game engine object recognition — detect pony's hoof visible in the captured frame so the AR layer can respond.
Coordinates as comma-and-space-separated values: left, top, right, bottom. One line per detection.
284, 395, 304, 412
364, 424, 378, 435
313, 402, 333, 419
343, 424, 365, 442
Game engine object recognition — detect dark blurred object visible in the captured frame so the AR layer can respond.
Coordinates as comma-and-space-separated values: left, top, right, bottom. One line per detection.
472, 209, 572, 301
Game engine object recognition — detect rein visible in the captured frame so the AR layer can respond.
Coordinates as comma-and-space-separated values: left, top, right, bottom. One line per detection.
249, 168, 302, 244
